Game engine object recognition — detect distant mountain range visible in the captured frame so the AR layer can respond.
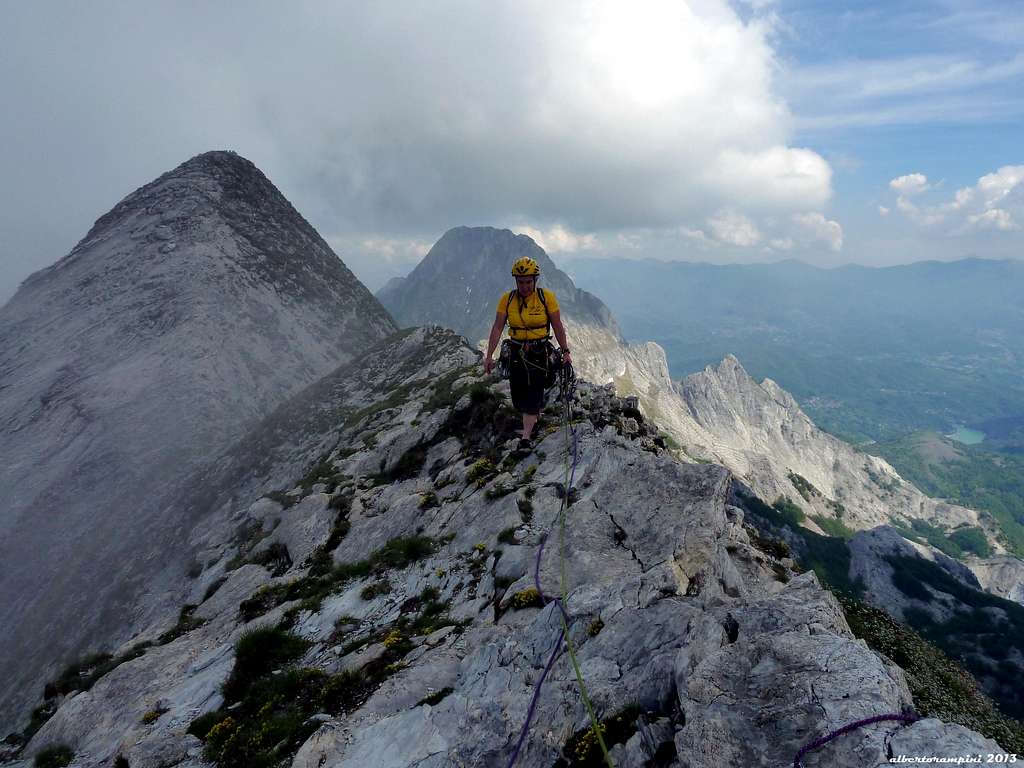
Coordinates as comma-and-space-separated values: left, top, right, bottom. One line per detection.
562, 256, 1024, 444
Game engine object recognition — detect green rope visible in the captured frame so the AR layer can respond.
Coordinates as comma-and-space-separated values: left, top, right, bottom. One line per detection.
557, 396, 615, 768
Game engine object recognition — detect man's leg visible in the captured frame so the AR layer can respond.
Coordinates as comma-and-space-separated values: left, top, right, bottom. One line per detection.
521, 412, 538, 440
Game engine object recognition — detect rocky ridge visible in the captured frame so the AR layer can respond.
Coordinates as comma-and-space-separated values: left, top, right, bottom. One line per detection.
678, 356, 987, 540
376, 227, 1005, 568
4, 328, 1005, 767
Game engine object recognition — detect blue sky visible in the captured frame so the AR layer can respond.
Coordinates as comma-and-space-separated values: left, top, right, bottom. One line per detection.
768, 0, 1024, 264
0, 0, 1021, 301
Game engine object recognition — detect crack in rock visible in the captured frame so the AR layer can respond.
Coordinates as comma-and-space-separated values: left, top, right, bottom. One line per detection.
607, 510, 648, 572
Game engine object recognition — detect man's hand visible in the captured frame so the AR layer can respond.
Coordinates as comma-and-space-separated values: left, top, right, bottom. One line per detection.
484, 356, 493, 375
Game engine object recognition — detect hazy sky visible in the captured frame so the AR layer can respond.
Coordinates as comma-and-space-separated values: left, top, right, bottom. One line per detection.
1, 0, 1022, 304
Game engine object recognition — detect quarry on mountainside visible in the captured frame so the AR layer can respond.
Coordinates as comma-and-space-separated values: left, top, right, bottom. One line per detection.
3, 327, 1014, 768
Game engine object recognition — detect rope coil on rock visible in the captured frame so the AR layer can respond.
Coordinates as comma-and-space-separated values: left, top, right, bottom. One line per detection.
793, 712, 920, 767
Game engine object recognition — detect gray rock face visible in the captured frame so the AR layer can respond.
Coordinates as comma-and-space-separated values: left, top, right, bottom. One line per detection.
678, 355, 985, 537
967, 556, 1024, 605
0, 151, 397, 734
7, 333, 1004, 767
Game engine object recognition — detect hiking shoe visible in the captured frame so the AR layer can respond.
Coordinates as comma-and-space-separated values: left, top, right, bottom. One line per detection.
516, 438, 532, 451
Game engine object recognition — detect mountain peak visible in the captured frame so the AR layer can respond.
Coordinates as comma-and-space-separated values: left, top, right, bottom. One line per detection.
0, 151, 395, 734
377, 225, 620, 341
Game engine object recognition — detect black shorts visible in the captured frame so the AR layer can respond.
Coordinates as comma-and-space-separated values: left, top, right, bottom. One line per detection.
508, 340, 551, 415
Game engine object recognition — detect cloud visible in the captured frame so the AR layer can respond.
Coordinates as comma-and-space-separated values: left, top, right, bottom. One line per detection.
889, 173, 930, 196
784, 51, 1024, 132
878, 205, 890, 216
0, 0, 835, 301
966, 209, 1018, 231
792, 211, 843, 251
705, 146, 832, 210
514, 224, 598, 253
888, 164, 1024, 236
708, 210, 762, 247
976, 165, 1024, 207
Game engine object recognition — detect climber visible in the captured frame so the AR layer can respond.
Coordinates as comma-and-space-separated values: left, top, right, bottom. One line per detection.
483, 256, 572, 449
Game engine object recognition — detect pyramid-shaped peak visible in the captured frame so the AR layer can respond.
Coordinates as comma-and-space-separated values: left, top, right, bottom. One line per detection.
165, 150, 275, 190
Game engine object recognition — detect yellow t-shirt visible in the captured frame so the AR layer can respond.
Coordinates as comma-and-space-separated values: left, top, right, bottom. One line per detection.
497, 288, 560, 341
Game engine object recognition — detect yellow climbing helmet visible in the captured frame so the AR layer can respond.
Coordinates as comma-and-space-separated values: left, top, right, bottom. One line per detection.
511, 257, 540, 277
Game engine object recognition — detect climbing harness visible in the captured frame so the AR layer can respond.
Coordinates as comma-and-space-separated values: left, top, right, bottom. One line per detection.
505, 360, 615, 768
498, 338, 566, 396
793, 711, 920, 767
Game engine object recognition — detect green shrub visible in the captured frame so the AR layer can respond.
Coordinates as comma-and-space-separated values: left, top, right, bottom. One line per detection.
328, 492, 353, 513
34, 745, 74, 768
188, 710, 230, 739
556, 706, 641, 767
838, 593, 1024, 753
788, 472, 821, 502
240, 536, 436, 622
772, 496, 806, 526
222, 627, 311, 704
360, 580, 392, 600
250, 542, 292, 577
810, 514, 855, 539
510, 588, 544, 610
157, 605, 206, 645
517, 498, 534, 522
141, 706, 168, 724
497, 527, 518, 545
371, 535, 436, 569
320, 669, 376, 715
948, 527, 991, 557
466, 459, 497, 487
416, 686, 454, 707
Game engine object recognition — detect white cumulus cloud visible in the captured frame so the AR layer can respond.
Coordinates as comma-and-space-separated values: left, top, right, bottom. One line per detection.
890, 164, 1024, 236
966, 208, 1018, 231
889, 173, 931, 196
792, 212, 844, 251
514, 224, 598, 253
708, 210, 762, 247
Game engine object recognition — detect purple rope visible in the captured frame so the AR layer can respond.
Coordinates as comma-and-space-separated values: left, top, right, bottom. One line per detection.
505, 389, 581, 768
793, 713, 920, 767
504, 625, 565, 768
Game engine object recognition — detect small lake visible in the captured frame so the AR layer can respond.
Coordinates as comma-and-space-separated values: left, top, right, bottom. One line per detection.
946, 426, 986, 445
